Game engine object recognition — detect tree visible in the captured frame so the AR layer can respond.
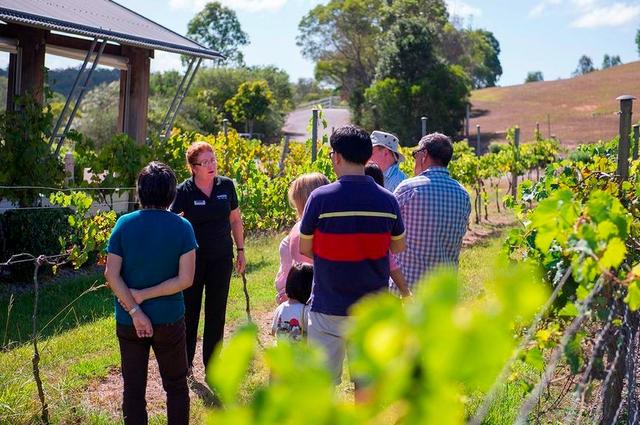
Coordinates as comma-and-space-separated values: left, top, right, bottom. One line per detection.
473, 30, 502, 88
602, 54, 622, 69
572, 55, 596, 76
297, 0, 385, 122
292, 78, 333, 105
636, 29, 640, 57
365, 16, 470, 145
75, 81, 119, 148
187, 2, 249, 66
224, 80, 274, 134
525, 71, 544, 83
146, 66, 293, 140
439, 26, 502, 89
375, 17, 437, 82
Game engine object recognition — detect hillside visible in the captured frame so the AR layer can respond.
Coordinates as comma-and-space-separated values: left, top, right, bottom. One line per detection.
470, 61, 640, 148
0, 67, 119, 97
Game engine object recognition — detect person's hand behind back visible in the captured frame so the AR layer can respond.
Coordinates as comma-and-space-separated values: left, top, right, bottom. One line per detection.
132, 310, 153, 338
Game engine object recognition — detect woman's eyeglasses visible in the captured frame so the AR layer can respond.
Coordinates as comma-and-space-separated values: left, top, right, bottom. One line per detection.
194, 159, 216, 167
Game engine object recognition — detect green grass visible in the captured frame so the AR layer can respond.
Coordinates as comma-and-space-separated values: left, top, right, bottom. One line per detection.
0, 233, 284, 424
1, 274, 112, 348
0, 230, 510, 424
459, 235, 506, 300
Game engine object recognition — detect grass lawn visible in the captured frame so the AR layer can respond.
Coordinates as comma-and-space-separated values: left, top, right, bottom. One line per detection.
0, 231, 511, 424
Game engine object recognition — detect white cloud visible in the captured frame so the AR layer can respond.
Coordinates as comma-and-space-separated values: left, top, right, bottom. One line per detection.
528, 0, 562, 18
446, 0, 482, 18
528, 0, 640, 28
570, 2, 640, 27
169, 0, 299, 13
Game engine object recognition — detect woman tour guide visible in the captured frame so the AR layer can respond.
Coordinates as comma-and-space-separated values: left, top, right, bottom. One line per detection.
171, 141, 246, 376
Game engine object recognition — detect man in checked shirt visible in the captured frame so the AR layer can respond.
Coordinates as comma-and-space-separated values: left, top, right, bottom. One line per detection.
391, 132, 471, 294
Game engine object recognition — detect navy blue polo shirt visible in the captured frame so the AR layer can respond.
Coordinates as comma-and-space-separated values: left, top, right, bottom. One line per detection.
300, 175, 405, 316
107, 209, 198, 325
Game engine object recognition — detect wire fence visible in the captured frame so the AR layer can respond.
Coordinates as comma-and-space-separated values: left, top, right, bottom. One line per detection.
0, 185, 136, 214
471, 98, 640, 424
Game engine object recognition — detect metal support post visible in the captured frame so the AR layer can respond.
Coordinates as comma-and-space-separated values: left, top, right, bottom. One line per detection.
617, 95, 635, 180
311, 109, 318, 162
511, 127, 520, 198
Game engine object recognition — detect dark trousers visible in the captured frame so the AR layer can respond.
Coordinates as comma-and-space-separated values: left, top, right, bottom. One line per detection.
117, 319, 189, 425
184, 255, 233, 371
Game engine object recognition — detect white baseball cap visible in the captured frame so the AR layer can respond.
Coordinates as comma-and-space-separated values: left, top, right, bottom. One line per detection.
371, 130, 405, 163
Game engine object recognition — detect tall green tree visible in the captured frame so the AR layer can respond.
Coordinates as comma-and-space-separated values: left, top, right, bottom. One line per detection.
472, 30, 502, 88
525, 71, 544, 83
636, 29, 640, 57
225, 80, 274, 134
440, 25, 502, 89
602, 54, 622, 69
187, 2, 249, 66
572, 55, 596, 76
382, 0, 449, 35
297, 0, 385, 122
375, 17, 437, 82
365, 16, 469, 145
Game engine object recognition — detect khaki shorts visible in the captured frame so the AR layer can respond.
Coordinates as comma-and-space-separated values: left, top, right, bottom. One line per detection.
308, 311, 349, 385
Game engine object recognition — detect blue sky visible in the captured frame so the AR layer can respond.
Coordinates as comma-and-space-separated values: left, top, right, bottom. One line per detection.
31, 0, 640, 87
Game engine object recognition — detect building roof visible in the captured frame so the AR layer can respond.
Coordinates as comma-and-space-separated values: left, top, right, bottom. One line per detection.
0, 0, 223, 60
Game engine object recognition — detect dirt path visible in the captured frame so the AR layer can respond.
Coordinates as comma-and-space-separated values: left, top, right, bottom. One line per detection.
81, 310, 275, 420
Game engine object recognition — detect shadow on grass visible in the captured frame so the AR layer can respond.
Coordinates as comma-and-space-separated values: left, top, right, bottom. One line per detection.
242, 257, 272, 275
190, 380, 223, 408
0, 272, 112, 349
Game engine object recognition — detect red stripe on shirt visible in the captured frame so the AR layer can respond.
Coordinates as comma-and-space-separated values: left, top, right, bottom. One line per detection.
313, 230, 391, 262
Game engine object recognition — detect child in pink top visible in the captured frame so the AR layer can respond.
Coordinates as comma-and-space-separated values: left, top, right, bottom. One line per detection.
275, 173, 330, 303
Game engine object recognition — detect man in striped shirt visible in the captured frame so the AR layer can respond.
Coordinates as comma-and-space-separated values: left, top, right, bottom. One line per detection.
392, 133, 471, 294
300, 125, 406, 387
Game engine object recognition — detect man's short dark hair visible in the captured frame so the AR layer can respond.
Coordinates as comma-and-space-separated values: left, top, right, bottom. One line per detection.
416, 132, 454, 166
137, 161, 177, 209
330, 125, 372, 165
285, 263, 313, 304
364, 163, 385, 187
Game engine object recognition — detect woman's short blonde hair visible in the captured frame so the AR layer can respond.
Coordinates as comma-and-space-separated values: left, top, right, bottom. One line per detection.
288, 172, 330, 217
186, 141, 214, 173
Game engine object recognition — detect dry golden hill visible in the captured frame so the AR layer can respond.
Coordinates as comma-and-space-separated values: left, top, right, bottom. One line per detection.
470, 61, 640, 148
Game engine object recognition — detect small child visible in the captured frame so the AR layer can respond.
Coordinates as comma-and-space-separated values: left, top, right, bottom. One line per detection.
365, 164, 412, 298
271, 263, 313, 342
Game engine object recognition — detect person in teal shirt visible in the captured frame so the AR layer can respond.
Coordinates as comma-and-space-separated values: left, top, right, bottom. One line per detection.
104, 161, 198, 425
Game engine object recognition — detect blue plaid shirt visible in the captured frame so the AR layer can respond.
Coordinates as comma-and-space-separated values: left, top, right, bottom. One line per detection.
391, 167, 471, 293
384, 163, 407, 193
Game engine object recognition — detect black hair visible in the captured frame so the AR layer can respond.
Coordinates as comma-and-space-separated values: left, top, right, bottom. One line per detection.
418, 132, 454, 166
137, 161, 177, 209
285, 263, 313, 304
365, 163, 385, 187
329, 125, 372, 165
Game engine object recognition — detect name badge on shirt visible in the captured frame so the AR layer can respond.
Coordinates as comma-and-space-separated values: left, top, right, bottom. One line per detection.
216, 194, 228, 200
194, 200, 206, 206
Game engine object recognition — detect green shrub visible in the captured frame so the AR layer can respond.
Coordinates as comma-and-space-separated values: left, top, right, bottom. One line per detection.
0, 207, 72, 281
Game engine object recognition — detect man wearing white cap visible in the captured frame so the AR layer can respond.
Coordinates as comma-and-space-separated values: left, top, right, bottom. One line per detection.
368, 130, 407, 192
